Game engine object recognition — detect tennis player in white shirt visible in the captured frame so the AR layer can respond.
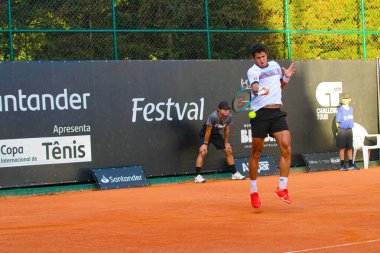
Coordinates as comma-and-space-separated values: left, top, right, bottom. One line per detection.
246, 43, 296, 209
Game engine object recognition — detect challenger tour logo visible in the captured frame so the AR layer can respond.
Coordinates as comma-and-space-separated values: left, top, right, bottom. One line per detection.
315, 82, 342, 121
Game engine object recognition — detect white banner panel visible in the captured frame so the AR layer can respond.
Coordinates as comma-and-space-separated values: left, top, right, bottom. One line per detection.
0, 135, 92, 167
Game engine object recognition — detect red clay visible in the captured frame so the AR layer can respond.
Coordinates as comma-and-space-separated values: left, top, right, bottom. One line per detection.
1, 167, 380, 253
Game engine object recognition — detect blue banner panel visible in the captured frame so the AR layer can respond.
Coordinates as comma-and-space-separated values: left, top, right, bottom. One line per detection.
234, 156, 278, 177
92, 165, 150, 190
302, 152, 340, 172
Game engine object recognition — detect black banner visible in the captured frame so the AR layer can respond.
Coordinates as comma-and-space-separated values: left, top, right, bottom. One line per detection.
234, 156, 278, 177
92, 165, 150, 190
0, 60, 378, 188
302, 152, 340, 172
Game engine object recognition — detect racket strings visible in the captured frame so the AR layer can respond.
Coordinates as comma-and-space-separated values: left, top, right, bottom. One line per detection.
233, 90, 251, 111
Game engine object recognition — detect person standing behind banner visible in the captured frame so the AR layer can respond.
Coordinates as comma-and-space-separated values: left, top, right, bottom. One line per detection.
194, 101, 246, 183
246, 43, 296, 209
336, 93, 360, 171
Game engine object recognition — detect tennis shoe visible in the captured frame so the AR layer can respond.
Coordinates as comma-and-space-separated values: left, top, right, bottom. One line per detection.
340, 165, 348, 171
274, 188, 292, 204
194, 175, 206, 183
349, 164, 360, 170
231, 171, 245, 180
250, 192, 262, 208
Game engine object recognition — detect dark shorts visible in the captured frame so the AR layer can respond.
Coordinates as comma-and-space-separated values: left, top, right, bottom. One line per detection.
250, 108, 289, 138
336, 128, 353, 149
199, 134, 225, 150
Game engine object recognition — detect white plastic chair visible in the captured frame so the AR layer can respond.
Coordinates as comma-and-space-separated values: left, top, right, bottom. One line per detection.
352, 123, 380, 169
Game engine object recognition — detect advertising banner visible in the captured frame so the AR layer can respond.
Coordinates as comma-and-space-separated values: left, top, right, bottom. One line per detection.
92, 165, 149, 190
0, 135, 91, 167
0, 60, 378, 188
234, 156, 278, 177
302, 152, 340, 172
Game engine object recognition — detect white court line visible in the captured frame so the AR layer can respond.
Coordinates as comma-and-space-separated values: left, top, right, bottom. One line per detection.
285, 239, 380, 253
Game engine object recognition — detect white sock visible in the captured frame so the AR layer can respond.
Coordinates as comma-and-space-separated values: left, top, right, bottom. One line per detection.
279, 177, 288, 190
250, 180, 258, 193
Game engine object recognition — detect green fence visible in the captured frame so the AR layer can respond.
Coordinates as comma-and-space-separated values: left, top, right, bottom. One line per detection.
1, 0, 379, 61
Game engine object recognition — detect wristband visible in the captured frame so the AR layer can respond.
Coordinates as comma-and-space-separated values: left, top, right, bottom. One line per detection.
203, 141, 209, 145
282, 75, 290, 83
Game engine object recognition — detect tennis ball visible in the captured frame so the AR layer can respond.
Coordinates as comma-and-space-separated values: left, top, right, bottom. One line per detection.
248, 111, 256, 119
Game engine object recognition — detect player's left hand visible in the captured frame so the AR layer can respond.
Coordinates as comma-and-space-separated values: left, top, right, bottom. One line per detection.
282, 63, 296, 78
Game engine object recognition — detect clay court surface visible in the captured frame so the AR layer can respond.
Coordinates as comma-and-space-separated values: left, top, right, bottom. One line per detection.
1, 167, 380, 253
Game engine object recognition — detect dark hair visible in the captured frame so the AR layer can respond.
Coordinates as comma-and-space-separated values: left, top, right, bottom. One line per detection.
218, 101, 231, 110
251, 43, 266, 56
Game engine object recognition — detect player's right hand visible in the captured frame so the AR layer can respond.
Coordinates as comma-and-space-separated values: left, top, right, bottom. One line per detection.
251, 83, 259, 94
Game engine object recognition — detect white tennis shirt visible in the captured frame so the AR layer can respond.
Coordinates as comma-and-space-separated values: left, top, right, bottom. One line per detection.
247, 61, 283, 112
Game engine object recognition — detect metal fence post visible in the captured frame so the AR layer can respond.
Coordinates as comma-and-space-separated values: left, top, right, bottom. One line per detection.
7, 0, 14, 61
204, 0, 211, 59
112, 0, 118, 60
284, 0, 291, 60
360, 0, 367, 60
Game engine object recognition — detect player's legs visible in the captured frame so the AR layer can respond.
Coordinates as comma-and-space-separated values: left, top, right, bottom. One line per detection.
223, 146, 236, 169
249, 118, 269, 180
345, 129, 358, 169
212, 134, 232, 164
339, 148, 348, 171
195, 136, 209, 167
225, 148, 233, 165
249, 139, 264, 208
336, 129, 350, 170
347, 148, 353, 160
213, 135, 245, 179
249, 137, 265, 180
268, 114, 291, 177
249, 120, 268, 208
269, 116, 292, 204
195, 149, 207, 168
347, 147, 360, 169
194, 137, 209, 183
224, 147, 245, 179
272, 130, 291, 177
338, 148, 345, 160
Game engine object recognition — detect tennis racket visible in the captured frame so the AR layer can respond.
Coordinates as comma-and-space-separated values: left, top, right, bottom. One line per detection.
232, 89, 265, 112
